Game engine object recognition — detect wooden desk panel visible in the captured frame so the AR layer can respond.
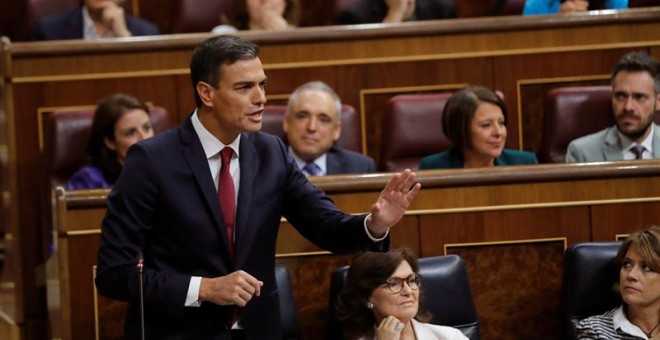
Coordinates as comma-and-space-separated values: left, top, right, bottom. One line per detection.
47, 162, 660, 339
4, 10, 660, 337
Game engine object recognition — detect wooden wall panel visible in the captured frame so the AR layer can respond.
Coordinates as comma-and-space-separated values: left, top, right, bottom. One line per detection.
418, 207, 591, 257
494, 48, 638, 150
43, 163, 660, 339
590, 202, 660, 241
4, 10, 660, 338
447, 240, 565, 340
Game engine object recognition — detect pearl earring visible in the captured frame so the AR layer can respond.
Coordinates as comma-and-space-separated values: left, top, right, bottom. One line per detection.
366, 302, 374, 309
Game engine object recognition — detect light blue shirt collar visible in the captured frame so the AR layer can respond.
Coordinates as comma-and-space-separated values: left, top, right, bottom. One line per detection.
288, 147, 326, 176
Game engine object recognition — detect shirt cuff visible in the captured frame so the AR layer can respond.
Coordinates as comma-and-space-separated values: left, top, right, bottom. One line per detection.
363, 213, 389, 242
185, 276, 202, 307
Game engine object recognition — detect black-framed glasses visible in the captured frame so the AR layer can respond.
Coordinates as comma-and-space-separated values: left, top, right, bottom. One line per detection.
382, 275, 422, 293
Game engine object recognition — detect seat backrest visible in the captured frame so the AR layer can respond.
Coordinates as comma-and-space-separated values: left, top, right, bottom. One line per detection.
381, 93, 453, 172
629, 0, 660, 7
327, 254, 480, 340
44, 106, 173, 187
562, 242, 622, 340
500, 0, 526, 15
275, 264, 302, 340
261, 104, 363, 153
170, 0, 233, 33
538, 86, 615, 163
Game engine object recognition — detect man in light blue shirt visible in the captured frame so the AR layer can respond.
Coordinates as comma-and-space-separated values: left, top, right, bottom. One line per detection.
523, 0, 627, 15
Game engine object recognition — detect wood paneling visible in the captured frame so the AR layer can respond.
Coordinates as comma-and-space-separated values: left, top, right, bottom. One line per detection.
447, 240, 565, 340
46, 162, 660, 339
4, 9, 660, 338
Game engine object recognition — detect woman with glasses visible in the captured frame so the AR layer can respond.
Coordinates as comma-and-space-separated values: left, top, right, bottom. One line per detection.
336, 248, 467, 339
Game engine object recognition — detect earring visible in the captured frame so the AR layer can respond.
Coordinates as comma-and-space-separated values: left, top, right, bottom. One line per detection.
366, 302, 374, 309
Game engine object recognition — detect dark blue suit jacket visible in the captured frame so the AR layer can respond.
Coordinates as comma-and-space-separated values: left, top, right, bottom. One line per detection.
326, 146, 377, 175
418, 147, 538, 169
31, 7, 159, 40
95, 115, 386, 339
338, 0, 457, 25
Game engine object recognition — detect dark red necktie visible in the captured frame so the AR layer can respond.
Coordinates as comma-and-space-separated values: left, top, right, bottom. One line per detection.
218, 147, 235, 258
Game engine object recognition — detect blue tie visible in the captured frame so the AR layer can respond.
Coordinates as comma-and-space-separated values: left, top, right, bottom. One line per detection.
303, 162, 321, 177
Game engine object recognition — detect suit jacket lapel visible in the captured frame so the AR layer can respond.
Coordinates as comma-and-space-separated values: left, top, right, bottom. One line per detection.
179, 117, 232, 260
602, 126, 624, 161
326, 148, 344, 175
234, 133, 257, 266
652, 124, 660, 157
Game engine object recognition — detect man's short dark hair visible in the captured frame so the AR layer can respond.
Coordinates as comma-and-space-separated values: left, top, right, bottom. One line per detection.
611, 51, 660, 94
190, 35, 260, 107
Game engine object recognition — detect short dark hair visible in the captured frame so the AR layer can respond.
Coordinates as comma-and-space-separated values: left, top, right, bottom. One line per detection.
442, 85, 508, 150
189, 35, 260, 107
610, 52, 660, 94
335, 248, 430, 339
87, 93, 150, 184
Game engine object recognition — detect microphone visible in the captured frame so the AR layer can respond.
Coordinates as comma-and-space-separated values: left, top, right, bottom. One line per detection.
137, 251, 145, 340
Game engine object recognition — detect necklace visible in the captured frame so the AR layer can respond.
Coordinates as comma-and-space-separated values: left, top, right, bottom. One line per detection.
642, 321, 660, 339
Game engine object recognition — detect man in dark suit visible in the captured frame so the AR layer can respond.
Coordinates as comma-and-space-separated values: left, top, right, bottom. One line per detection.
283, 81, 377, 176
95, 35, 421, 339
32, 0, 158, 40
338, 0, 456, 25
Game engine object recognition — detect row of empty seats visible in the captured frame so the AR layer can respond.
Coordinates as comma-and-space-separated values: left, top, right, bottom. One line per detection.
44, 85, 659, 187
275, 242, 622, 340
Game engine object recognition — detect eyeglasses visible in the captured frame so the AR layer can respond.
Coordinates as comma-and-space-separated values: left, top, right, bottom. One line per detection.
382, 275, 422, 293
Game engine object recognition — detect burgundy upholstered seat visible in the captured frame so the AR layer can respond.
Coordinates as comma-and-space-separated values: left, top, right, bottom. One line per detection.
381, 93, 453, 172
44, 106, 173, 187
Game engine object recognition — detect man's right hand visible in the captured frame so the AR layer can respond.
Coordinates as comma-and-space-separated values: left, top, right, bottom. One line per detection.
383, 0, 416, 23
198, 270, 263, 307
560, 0, 589, 13
101, 2, 131, 37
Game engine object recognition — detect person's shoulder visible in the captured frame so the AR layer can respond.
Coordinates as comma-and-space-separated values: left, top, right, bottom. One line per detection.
66, 165, 110, 190
569, 126, 614, 149
422, 0, 458, 19
576, 307, 618, 335
338, 0, 383, 24
419, 149, 453, 169
522, 0, 557, 15
413, 320, 468, 339
32, 7, 82, 40
500, 149, 538, 164
327, 146, 377, 173
330, 146, 373, 162
125, 15, 159, 36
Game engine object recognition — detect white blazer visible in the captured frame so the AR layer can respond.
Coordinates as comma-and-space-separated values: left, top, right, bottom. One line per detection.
359, 319, 468, 340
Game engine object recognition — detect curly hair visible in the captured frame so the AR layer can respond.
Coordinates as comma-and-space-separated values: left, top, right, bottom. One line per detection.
335, 248, 430, 339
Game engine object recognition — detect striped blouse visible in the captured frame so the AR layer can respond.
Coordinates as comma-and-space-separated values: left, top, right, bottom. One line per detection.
576, 306, 650, 339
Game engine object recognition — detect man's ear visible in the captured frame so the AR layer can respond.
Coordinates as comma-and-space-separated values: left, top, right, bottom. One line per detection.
333, 122, 341, 142
196, 82, 215, 107
282, 114, 290, 133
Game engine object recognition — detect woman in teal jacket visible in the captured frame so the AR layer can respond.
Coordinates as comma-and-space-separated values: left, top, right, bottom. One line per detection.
523, 0, 628, 15
418, 86, 538, 170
